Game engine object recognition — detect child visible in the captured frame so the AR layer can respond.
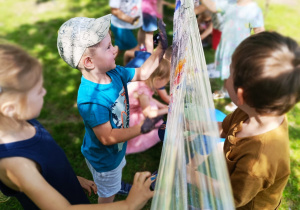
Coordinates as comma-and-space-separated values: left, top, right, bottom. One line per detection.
126, 58, 170, 154
124, 0, 159, 65
109, 0, 142, 55
200, 0, 265, 110
195, 0, 227, 51
138, 0, 159, 53
220, 31, 299, 208
57, 14, 168, 204
0, 43, 154, 209
197, 10, 213, 47
125, 46, 172, 104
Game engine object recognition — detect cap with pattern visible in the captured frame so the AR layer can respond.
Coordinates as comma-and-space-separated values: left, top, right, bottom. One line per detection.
57, 14, 111, 68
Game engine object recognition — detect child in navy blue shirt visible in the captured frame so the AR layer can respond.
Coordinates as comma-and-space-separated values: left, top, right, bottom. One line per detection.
0, 43, 154, 209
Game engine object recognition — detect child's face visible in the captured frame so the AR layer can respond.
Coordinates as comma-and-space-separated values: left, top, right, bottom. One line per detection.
153, 77, 169, 90
91, 33, 117, 72
24, 76, 46, 119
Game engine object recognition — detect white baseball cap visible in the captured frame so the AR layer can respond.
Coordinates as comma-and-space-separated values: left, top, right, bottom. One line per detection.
57, 14, 111, 68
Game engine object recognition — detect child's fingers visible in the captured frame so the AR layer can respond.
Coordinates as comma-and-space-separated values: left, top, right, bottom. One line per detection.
91, 182, 97, 194
84, 184, 92, 196
135, 171, 151, 184
145, 174, 156, 188
133, 172, 141, 184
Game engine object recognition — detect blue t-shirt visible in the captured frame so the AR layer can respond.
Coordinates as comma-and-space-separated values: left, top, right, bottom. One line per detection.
0, 120, 90, 209
77, 65, 135, 172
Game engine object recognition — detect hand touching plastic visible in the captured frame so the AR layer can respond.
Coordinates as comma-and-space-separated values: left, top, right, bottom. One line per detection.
141, 115, 164, 134
125, 172, 154, 210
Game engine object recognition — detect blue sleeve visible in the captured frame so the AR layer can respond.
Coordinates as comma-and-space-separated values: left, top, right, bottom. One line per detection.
78, 103, 110, 128
158, 86, 166, 90
115, 65, 135, 83
249, 7, 264, 28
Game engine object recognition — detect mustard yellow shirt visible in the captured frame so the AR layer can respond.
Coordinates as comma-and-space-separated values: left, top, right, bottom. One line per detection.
223, 108, 290, 209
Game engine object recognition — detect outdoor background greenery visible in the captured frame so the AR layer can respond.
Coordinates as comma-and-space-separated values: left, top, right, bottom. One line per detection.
0, 0, 299, 209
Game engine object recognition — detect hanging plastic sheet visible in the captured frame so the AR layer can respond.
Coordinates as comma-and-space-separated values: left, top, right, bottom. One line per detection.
151, 0, 235, 209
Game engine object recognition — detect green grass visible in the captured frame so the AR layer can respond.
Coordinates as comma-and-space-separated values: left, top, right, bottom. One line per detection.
0, 0, 299, 209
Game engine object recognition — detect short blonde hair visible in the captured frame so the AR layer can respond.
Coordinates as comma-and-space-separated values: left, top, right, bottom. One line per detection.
0, 43, 42, 116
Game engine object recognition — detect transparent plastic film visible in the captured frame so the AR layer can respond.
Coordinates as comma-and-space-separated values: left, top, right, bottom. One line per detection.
150, 0, 235, 209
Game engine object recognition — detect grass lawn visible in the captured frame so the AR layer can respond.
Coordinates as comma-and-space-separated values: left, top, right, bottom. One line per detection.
0, 0, 299, 209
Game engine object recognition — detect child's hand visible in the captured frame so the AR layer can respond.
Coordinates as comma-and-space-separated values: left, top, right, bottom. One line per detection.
131, 16, 140, 25
157, 19, 168, 50
77, 176, 97, 196
125, 172, 154, 210
141, 115, 164, 134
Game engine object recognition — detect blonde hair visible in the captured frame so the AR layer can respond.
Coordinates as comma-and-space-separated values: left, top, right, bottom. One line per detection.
146, 58, 171, 90
0, 43, 42, 116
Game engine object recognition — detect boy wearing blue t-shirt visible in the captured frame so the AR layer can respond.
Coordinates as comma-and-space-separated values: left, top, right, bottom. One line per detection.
57, 14, 167, 204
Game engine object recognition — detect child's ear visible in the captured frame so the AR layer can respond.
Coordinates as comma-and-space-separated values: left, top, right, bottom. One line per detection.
82, 56, 94, 70
236, 87, 245, 106
0, 101, 17, 118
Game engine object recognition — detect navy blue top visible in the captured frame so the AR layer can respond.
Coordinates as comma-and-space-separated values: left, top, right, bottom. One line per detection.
0, 119, 90, 209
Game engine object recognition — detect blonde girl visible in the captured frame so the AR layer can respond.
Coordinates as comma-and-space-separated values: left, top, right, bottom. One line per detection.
126, 58, 170, 154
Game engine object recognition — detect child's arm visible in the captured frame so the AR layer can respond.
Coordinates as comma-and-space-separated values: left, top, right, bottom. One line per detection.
199, 0, 217, 13
110, 8, 140, 25
253, 26, 265, 34
139, 94, 168, 118
200, 22, 213, 40
93, 121, 142, 145
0, 157, 153, 209
131, 44, 165, 82
131, 20, 168, 82
152, 97, 168, 109
157, 88, 170, 104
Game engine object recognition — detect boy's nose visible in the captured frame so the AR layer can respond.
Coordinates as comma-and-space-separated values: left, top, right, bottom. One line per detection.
113, 45, 119, 55
42, 88, 47, 96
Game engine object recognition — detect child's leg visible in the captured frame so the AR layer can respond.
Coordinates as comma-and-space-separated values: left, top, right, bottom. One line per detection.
98, 195, 115, 203
124, 46, 140, 65
139, 13, 158, 53
85, 158, 126, 204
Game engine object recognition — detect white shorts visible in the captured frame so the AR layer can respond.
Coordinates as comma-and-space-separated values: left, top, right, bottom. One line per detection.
85, 157, 126, 198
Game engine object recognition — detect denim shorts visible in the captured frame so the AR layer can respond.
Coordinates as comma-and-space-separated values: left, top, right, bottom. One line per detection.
111, 24, 138, 50
85, 157, 126, 198
142, 13, 158, 32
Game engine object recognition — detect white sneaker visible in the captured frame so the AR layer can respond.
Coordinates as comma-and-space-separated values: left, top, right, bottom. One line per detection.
213, 90, 225, 99
207, 63, 215, 70
225, 102, 237, 112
